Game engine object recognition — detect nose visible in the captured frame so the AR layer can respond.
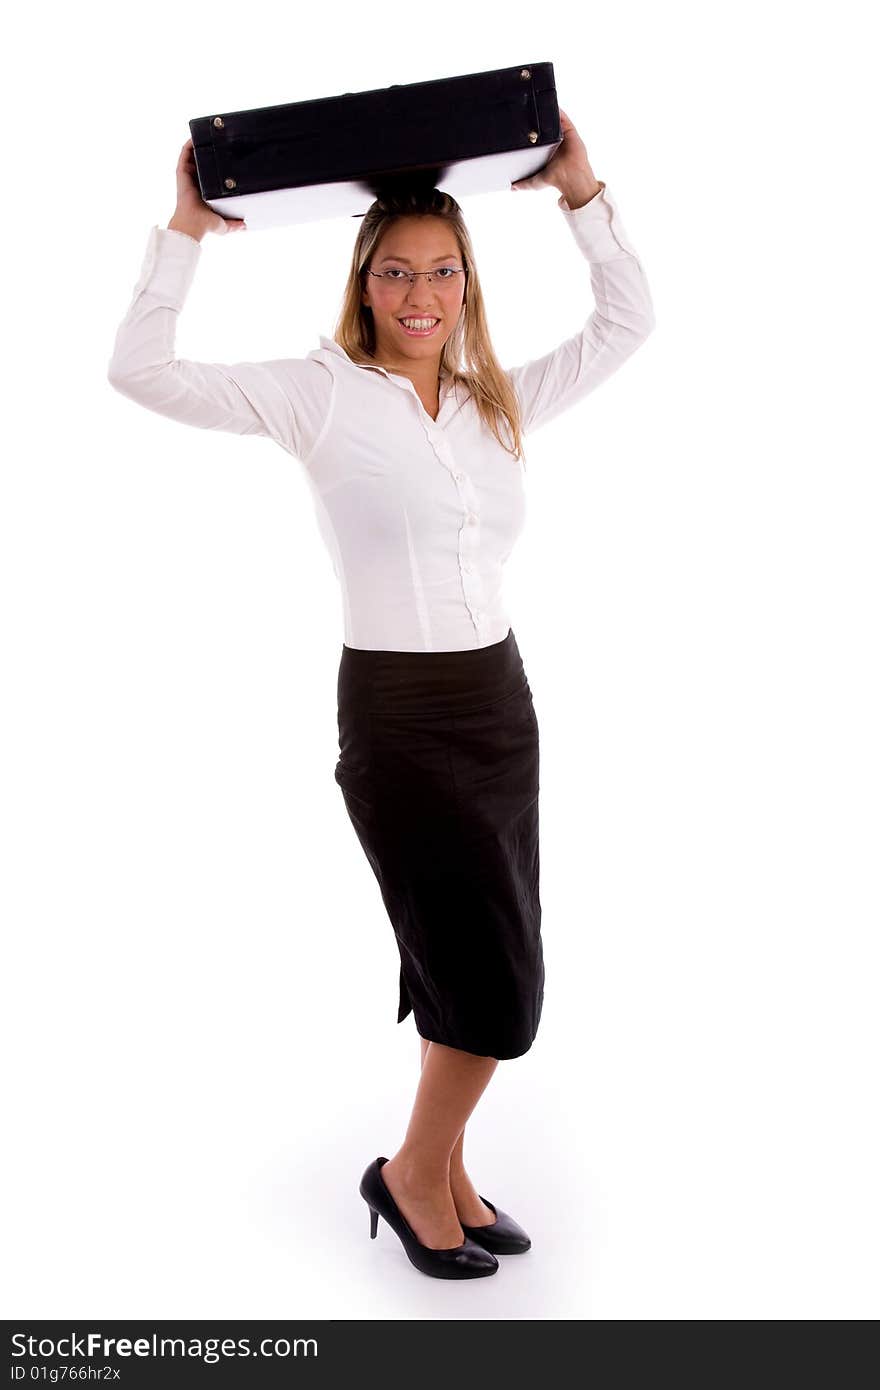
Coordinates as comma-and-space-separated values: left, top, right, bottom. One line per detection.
404, 274, 439, 310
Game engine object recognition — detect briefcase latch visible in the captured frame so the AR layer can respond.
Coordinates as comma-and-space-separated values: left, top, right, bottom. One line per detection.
518, 67, 540, 143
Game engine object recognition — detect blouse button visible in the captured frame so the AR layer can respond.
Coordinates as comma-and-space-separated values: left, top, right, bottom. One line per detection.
467, 512, 478, 524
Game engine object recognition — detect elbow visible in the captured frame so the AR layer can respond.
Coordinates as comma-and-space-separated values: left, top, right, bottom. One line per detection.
638, 283, 657, 338
616, 314, 656, 357
106, 360, 157, 401
597, 300, 656, 346
627, 305, 657, 345
628, 269, 657, 341
639, 310, 657, 340
606, 314, 655, 373
107, 358, 132, 394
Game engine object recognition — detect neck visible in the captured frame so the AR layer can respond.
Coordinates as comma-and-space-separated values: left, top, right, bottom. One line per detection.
370, 349, 444, 396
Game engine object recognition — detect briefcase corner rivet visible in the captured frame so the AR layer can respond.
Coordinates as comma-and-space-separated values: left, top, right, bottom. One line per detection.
213, 116, 225, 128
224, 177, 236, 190
528, 130, 538, 144
520, 68, 531, 80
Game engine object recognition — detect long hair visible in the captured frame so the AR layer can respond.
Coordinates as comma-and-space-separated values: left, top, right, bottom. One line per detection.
332, 180, 526, 465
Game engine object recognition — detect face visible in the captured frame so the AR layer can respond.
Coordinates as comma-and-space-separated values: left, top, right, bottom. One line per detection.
361, 216, 466, 371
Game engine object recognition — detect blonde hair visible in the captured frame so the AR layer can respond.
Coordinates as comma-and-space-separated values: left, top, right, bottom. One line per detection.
332, 182, 526, 466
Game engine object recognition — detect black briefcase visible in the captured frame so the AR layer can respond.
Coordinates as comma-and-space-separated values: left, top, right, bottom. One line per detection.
188, 63, 561, 230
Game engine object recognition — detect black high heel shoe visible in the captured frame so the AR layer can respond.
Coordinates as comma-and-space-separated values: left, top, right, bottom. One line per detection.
460, 1197, 532, 1255
359, 1157, 499, 1279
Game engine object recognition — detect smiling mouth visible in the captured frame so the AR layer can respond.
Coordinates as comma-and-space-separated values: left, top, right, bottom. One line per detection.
397, 318, 441, 335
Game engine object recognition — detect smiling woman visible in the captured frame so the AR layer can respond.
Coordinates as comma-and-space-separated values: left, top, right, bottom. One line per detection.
106, 123, 655, 1282
333, 181, 527, 460
363, 213, 467, 397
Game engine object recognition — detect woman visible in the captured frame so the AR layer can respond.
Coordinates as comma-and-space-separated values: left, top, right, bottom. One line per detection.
107, 109, 655, 1281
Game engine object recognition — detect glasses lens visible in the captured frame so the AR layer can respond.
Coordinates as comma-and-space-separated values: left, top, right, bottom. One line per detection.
374, 267, 463, 286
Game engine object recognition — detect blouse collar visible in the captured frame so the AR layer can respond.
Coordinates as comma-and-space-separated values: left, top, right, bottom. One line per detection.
315, 335, 452, 387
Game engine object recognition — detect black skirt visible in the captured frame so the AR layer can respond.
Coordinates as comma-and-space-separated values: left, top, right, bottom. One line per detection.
334, 627, 543, 1060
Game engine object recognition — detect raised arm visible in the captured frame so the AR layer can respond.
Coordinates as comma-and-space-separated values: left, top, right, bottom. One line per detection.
106, 139, 331, 460
506, 110, 656, 435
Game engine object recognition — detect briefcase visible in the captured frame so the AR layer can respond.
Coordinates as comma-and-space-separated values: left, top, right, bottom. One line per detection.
188, 63, 561, 230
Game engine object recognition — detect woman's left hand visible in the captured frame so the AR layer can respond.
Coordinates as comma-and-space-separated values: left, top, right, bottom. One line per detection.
511, 108, 600, 200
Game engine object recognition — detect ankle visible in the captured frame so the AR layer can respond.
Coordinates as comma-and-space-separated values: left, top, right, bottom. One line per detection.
385, 1151, 451, 1191
451, 1167, 481, 1201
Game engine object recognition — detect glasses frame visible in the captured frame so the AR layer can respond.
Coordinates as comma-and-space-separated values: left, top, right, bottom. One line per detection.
365, 266, 467, 289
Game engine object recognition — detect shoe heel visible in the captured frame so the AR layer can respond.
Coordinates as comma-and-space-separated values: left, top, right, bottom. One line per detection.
359, 1156, 499, 1279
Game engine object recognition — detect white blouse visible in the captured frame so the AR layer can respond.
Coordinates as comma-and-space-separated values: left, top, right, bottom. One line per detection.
107, 184, 655, 651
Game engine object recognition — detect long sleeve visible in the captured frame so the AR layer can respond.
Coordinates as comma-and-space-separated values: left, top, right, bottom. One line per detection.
106, 225, 333, 461
506, 182, 656, 435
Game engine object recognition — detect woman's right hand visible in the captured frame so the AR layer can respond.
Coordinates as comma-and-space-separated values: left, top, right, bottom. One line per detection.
169, 137, 246, 239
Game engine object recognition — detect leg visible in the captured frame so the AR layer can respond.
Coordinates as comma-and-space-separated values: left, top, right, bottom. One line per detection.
419, 1037, 496, 1228
380, 1036, 498, 1249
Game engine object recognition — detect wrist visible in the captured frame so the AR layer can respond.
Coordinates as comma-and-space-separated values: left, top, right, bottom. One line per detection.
557, 175, 604, 210
167, 213, 206, 243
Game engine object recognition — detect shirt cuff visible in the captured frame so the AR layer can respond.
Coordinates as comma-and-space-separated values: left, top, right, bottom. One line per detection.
130, 224, 203, 307
557, 182, 642, 262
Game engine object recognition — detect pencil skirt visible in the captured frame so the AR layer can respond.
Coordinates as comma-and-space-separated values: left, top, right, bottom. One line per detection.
334, 627, 543, 1060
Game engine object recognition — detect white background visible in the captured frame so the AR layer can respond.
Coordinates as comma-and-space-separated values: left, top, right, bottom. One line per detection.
3, 0, 877, 1321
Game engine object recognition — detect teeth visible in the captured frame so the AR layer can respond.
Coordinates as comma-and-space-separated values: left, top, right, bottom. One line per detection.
400, 318, 438, 329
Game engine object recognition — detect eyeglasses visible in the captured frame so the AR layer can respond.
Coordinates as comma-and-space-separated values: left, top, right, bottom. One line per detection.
365, 266, 466, 288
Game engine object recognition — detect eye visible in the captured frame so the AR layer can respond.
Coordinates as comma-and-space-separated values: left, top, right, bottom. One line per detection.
434, 267, 456, 278
383, 268, 406, 279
